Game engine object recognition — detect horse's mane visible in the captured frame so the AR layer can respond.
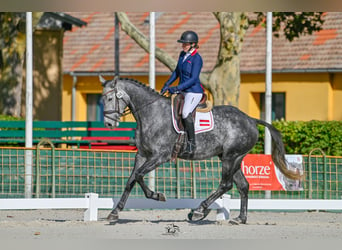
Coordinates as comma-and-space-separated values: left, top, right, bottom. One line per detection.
119, 77, 160, 95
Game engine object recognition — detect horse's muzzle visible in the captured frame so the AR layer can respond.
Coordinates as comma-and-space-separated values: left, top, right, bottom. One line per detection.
105, 120, 119, 129
103, 110, 120, 128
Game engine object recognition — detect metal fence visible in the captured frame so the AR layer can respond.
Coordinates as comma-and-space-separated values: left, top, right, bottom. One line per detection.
0, 146, 341, 200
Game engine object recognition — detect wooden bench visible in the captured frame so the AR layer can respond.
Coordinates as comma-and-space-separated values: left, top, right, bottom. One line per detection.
79, 124, 137, 151
0, 120, 136, 150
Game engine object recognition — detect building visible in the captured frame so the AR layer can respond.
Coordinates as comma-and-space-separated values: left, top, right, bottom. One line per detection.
23, 12, 86, 120
62, 12, 342, 122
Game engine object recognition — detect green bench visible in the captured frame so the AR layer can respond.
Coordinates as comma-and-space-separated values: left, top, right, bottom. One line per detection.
0, 121, 137, 150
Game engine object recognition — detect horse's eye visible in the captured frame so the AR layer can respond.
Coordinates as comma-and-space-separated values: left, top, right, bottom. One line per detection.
108, 97, 113, 102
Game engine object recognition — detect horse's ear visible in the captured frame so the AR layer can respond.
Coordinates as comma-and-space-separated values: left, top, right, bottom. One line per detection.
99, 75, 106, 86
111, 75, 119, 88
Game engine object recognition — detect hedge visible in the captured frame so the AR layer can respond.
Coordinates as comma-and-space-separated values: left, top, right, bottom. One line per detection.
251, 120, 342, 156
0, 115, 22, 121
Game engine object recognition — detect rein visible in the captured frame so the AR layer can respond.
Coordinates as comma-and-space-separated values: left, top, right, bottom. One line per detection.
124, 96, 162, 116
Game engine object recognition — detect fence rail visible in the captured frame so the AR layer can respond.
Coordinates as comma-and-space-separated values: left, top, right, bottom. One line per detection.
1, 193, 342, 222
0, 193, 231, 221
0, 146, 341, 200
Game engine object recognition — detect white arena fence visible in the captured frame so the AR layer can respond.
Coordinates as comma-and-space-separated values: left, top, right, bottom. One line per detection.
1, 193, 342, 221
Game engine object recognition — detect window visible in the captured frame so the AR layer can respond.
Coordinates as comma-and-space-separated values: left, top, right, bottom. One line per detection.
87, 94, 104, 121
260, 93, 285, 120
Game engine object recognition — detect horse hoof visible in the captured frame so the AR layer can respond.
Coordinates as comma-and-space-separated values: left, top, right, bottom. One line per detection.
191, 210, 204, 221
188, 209, 211, 221
228, 219, 240, 225
229, 216, 246, 225
187, 210, 194, 221
107, 212, 119, 223
158, 193, 166, 202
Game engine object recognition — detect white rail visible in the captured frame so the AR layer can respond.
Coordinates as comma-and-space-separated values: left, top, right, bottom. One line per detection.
0, 193, 230, 221
1, 194, 341, 222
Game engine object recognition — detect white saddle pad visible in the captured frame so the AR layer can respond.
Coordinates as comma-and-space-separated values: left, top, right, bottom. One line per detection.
172, 110, 214, 134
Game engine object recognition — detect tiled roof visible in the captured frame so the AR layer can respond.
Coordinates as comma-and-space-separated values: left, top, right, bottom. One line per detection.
63, 12, 342, 74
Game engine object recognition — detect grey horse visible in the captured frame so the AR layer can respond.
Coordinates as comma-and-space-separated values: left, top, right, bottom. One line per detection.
100, 76, 301, 223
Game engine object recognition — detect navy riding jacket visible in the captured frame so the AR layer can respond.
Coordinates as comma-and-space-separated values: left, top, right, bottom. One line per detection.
163, 49, 204, 93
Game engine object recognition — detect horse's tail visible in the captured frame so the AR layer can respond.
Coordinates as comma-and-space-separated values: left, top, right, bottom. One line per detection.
255, 119, 302, 180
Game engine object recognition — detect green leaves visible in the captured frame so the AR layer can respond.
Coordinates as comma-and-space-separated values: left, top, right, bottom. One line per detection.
251, 120, 342, 156
248, 12, 324, 42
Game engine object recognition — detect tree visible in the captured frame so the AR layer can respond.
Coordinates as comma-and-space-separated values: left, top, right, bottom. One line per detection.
116, 12, 324, 106
0, 12, 43, 117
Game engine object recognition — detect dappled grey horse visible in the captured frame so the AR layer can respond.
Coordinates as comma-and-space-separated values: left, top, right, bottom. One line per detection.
100, 76, 301, 223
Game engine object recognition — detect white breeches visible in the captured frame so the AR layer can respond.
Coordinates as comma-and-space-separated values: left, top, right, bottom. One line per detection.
182, 92, 203, 119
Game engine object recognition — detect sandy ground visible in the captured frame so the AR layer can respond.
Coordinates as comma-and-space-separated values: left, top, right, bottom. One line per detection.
0, 208, 341, 240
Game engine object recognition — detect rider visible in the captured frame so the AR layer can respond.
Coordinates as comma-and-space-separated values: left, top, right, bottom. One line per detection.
161, 30, 204, 156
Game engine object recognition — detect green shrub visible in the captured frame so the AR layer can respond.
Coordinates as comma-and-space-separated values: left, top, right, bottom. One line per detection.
251, 120, 342, 156
0, 114, 22, 121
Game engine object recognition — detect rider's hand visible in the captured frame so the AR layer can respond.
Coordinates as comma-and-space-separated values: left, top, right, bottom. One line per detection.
168, 87, 179, 94
160, 86, 168, 95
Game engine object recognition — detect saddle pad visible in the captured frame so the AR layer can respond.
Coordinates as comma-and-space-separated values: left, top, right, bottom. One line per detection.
171, 108, 214, 134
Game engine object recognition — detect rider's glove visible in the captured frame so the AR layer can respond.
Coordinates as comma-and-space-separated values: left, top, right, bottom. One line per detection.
160, 86, 168, 95
168, 87, 179, 94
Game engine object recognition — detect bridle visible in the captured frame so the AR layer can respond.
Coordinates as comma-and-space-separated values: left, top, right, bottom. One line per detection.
102, 84, 131, 122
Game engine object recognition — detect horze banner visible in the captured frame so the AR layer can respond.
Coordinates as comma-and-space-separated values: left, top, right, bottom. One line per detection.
241, 154, 304, 191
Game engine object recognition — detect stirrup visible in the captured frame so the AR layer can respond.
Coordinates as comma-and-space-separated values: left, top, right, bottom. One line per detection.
184, 141, 196, 154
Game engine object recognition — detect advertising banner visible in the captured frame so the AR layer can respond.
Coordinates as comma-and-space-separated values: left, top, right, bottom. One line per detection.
241, 154, 304, 191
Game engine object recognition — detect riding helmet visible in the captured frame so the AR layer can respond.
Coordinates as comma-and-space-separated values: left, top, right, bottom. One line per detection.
177, 31, 199, 44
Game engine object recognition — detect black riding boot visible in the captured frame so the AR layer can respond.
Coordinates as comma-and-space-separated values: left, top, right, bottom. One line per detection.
182, 114, 196, 156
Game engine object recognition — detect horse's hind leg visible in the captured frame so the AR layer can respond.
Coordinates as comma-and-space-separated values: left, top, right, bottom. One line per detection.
189, 158, 235, 221
188, 178, 233, 221
232, 168, 249, 224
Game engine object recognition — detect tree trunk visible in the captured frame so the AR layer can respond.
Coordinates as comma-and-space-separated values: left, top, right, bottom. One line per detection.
208, 12, 248, 106
0, 12, 43, 117
208, 55, 241, 106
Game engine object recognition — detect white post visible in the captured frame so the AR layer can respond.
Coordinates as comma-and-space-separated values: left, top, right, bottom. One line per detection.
149, 12, 155, 90
148, 12, 156, 191
84, 193, 99, 221
216, 194, 231, 220
25, 12, 33, 199
265, 12, 273, 199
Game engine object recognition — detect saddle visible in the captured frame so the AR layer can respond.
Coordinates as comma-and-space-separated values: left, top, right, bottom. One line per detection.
171, 93, 213, 131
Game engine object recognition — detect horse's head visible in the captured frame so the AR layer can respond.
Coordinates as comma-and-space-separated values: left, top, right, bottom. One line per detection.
100, 75, 130, 129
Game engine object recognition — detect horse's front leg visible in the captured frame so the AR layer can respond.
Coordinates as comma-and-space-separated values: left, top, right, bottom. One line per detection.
107, 173, 137, 222
107, 154, 169, 222
107, 154, 146, 222
135, 155, 169, 202
136, 177, 166, 201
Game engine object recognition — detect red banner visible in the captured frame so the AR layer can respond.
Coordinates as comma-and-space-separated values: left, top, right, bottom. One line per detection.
241, 154, 285, 191
241, 154, 304, 191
